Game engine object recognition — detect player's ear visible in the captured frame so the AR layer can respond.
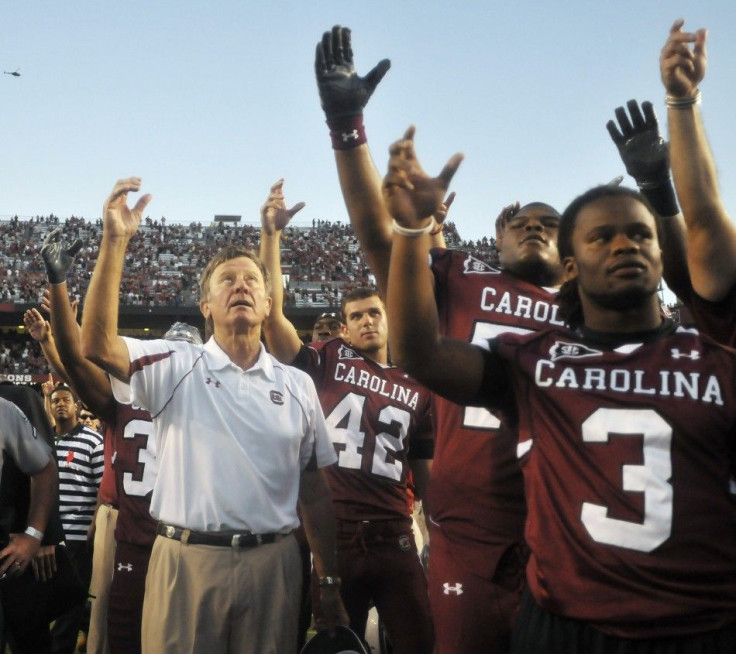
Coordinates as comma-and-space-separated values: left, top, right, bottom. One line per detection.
563, 256, 578, 281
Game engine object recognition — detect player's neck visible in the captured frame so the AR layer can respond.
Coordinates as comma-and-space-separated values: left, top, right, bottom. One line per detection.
354, 345, 388, 366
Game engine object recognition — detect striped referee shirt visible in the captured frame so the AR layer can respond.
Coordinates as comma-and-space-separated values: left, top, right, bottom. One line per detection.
55, 423, 104, 541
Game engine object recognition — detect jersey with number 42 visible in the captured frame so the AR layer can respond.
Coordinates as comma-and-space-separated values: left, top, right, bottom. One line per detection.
486, 323, 736, 638
294, 339, 433, 522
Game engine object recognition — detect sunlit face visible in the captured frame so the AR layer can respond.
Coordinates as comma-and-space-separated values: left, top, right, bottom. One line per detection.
344, 296, 388, 354
312, 317, 345, 343
565, 195, 662, 313
498, 205, 563, 285
199, 257, 272, 334
50, 390, 76, 423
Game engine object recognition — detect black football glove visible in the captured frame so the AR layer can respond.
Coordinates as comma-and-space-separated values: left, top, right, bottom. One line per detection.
607, 99, 679, 217
315, 25, 391, 120
41, 227, 83, 284
606, 100, 670, 187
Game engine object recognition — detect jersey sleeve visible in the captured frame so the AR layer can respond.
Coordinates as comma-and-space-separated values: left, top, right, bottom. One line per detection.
291, 343, 326, 386
120, 337, 188, 416
0, 397, 53, 475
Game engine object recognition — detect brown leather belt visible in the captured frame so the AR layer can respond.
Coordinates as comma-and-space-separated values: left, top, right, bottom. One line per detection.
156, 523, 291, 548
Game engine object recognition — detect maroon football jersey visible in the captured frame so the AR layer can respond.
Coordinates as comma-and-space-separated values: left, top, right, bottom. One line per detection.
681, 283, 736, 347
430, 249, 561, 575
489, 324, 736, 637
295, 339, 433, 521
106, 402, 157, 547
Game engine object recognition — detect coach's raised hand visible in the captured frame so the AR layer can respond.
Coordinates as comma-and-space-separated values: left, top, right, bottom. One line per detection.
102, 177, 152, 240
260, 179, 305, 235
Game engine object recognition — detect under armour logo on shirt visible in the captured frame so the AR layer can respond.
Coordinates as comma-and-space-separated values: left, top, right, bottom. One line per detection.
442, 582, 464, 595
341, 130, 359, 142
205, 378, 221, 387
117, 563, 133, 572
671, 348, 700, 360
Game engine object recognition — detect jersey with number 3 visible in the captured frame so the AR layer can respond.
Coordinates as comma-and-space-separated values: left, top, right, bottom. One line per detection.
106, 402, 156, 546
294, 339, 433, 522
430, 249, 561, 571
487, 324, 736, 637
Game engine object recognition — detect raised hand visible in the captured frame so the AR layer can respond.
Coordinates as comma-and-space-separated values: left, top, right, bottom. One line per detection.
660, 19, 707, 98
383, 127, 463, 229
494, 201, 521, 235
315, 25, 391, 119
102, 177, 152, 240
41, 227, 83, 284
23, 308, 50, 343
260, 179, 306, 235
432, 192, 456, 234
607, 100, 670, 186
41, 373, 55, 397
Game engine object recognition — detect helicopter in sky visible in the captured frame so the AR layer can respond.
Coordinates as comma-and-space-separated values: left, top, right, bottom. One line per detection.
4, 69, 21, 77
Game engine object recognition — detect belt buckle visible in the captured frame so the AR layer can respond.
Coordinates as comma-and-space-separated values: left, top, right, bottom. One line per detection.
165, 525, 176, 539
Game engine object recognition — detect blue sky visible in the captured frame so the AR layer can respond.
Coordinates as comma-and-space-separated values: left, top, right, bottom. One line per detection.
2, 1, 735, 241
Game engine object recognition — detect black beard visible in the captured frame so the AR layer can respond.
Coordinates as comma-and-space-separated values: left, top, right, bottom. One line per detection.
586, 285, 657, 312
504, 257, 562, 287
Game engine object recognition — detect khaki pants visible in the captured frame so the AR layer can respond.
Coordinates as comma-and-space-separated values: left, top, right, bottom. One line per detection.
142, 533, 300, 654
87, 504, 118, 654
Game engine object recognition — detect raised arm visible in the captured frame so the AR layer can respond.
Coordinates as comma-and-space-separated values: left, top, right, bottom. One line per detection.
382, 129, 487, 403
81, 178, 151, 382
23, 308, 69, 384
41, 228, 115, 418
606, 99, 690, 299
315, 25, 393, 293
660, 19, 736, 301
258, 179, 306, 363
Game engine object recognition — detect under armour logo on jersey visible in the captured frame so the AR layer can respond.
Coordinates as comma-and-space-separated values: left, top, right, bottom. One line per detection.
671, 348, 700, 360
341, 129, 359, 142
549, 341, 602, 362
205, 377, 221, 388
462, 254, 500, 275
442, 582, 464, 595
337, 344, 362, 360
117, 563, 133, 572
270, 390, 284, 405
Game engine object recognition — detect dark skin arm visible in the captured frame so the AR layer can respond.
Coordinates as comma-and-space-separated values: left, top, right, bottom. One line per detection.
606, 99, 691, 300
41, 228, 117, 420
382, 128, 489, 403
661, 19, 736, 301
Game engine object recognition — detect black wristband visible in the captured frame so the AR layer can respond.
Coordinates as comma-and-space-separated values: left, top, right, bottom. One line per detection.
639, 178, 679, 218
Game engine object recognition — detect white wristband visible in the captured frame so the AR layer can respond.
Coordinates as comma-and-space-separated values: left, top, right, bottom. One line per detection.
391, 217, 436, 238
24, 526, 44, 541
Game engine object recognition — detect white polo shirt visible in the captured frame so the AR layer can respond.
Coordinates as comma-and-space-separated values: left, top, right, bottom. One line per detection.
112, 337, 336, 533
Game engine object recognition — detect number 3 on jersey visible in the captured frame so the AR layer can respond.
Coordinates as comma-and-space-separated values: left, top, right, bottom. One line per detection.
580, 408, 673, 552
325, 392, 411, 482
122, 418, 157, 498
